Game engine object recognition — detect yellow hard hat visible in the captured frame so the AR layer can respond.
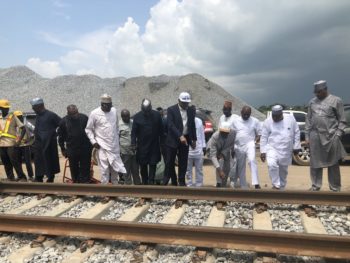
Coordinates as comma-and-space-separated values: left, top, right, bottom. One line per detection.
0, 99, 10, 109
13, 110, 23, 116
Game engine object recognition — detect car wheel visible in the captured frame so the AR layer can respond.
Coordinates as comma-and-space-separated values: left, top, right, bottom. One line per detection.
292, 143, 310, 166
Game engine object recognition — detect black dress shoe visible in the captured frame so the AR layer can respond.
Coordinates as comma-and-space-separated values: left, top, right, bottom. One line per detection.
254, 184, 261, 189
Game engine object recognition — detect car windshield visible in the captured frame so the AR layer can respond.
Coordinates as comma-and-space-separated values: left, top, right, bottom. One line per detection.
293, 112, 306, 123
345, 107, 350, 125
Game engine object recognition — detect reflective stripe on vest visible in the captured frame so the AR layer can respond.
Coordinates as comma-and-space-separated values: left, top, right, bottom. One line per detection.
0, 114, 17, 139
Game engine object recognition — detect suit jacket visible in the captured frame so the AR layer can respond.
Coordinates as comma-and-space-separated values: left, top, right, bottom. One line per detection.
165, 104, 197, 148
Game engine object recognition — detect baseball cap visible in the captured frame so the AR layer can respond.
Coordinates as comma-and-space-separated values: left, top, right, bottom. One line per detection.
179, 92, 191, 103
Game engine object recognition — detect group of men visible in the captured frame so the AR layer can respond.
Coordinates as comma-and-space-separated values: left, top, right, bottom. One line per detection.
0, 79, 346, 191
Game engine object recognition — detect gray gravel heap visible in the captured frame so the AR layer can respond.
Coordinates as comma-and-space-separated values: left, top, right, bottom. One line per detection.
101, 197, 136, 220
139, 199, 173, 223
314, 205, 350, 236
180, 200, 213, 226
86, 241, 137, 263
268, 204, 304, 232
26, 237, 84, 263
0, 233, 35, 263
60, 197, 101, 218
0, 66, 265, 122
224, 202, 253, 229
0, 195, 34, 213
22, 197, 70, 216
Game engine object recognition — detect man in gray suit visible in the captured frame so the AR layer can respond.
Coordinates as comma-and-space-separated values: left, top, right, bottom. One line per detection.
207, 122, 236, 187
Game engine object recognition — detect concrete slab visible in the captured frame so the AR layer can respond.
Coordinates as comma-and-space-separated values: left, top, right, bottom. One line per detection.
205, 207, 226, 227
253, 211, 272, 230
7, 239, 56, 263
300, 211, 327, 234
43, 198, 83, 217
61, 245, 101, 263
0, 195, 16, 205
161, 205, 187, 224
7, 196, 52, 215
118, 203, 150, 222
79, 200, 115, 219
0, 236, 11, 244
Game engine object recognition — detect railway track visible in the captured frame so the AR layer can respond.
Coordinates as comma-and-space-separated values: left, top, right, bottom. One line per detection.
0, 182, 349, 263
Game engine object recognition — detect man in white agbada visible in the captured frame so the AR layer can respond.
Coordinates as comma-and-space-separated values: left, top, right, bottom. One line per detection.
186, 116, 206, 187
232, 106, 262, 189
85, 94, 126, 184
260, 105, 301, 190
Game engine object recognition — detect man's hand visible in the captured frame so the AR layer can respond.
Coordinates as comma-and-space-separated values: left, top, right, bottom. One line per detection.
260, 153, 266, 162
61, 149, 67, 158
14, 140, 21, 147
93, 143, 100, 149
130, 144, 137, 152
190, 141, 196, 149
303, 140, 309, 146
216, 167, 225, 179
180, 135, 188, 145
293, 149, 301, 155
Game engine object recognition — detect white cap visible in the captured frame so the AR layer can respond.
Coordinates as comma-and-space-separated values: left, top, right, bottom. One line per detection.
101, 94, 112, 103
30, 97, 44, 106
271, 105, 283, 115
219, 121, 231, 133
314, 80, 327, 91
179, 92, 191, 102
142, 99, 151, 107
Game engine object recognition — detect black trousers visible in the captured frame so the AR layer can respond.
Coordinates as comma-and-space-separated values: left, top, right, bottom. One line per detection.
18, 146, 34, 178
163, 143, 189, 186
0, 147, 27, 180
68, 148, 92, 183
140, 164, 156, 185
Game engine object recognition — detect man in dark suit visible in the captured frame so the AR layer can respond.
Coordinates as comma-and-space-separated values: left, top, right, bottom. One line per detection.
163, 92, 197, 186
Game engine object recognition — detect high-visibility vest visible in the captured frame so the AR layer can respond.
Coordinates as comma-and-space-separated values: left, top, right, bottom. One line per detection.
0, 114, 17, 139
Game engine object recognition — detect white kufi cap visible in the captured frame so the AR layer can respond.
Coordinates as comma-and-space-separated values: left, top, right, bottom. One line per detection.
271, 105, 283, 115
314, 80, 327, 91
219, 121, 231, 133
101, 94, 112, 103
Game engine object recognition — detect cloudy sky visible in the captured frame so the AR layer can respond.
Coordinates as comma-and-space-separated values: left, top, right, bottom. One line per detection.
1, 0, 349, 107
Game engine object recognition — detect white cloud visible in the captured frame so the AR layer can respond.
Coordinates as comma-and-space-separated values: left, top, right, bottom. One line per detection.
26, 58, 63, 78
27, 0, 350, 104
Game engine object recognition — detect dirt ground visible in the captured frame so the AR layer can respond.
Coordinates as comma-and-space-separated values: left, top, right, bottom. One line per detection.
1, 156, 349, 192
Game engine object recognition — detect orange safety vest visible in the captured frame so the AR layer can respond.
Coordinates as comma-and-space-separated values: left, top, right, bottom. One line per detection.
0, 114, 17, 139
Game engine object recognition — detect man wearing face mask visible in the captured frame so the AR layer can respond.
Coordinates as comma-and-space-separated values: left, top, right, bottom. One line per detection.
163, 92, 197, 186
30, 98, 61, 183
85, 94, 126, 184
58, 105, 92, 183
131, 99, 163, 185
218, 101, 239, 129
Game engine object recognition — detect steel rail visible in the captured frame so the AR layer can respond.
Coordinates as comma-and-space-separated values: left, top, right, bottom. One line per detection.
0, 182, 349, 206
0, 215, 349, 259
